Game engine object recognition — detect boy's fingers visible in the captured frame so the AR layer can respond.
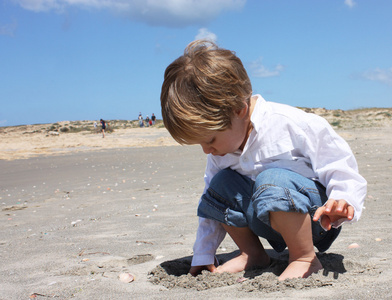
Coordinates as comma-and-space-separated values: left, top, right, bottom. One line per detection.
189, 266, 203, 276
207, 264, 217, 273
313, 199, 355, 229
320, 216, 332, 231
313, 206, 325, 221
324, 198, 337, 213
347, 205, 355, 220
336, 199, 349, 212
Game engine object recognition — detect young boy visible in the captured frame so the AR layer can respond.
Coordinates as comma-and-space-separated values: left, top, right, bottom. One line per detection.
160, 40, 367, 281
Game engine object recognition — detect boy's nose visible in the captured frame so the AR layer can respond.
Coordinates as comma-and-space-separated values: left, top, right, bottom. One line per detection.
201, 144, 213, 154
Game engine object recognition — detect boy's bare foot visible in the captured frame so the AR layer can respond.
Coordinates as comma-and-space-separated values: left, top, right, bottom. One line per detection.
216, 252, 270, 273
278, 255, 322, 281
269, 211, 324, 281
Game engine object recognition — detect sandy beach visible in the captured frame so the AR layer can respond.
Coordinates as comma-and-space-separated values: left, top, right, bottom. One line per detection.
1, 110, 392, 299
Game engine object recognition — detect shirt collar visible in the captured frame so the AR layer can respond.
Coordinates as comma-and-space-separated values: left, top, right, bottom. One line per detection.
250, 94, 268, 133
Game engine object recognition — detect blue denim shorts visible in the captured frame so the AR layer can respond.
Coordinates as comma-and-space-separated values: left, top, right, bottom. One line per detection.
198, 168, 341, 252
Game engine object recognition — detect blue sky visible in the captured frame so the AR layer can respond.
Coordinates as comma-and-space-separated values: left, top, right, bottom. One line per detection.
1, 0, 391, 127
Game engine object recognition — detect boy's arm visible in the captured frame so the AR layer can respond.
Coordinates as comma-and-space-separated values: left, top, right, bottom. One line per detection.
189, 154, 226, 275
190, 216, 226, 273
189, 155, 226, 275
300, 115, 367, 226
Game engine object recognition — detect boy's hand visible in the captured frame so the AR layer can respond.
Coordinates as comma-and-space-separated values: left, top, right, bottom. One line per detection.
313, 199, 354, 230
189, 264, 217, 276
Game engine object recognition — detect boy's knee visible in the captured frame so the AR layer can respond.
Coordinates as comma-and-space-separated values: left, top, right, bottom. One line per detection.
255, 168, 292, 187
207, 168, 251, 205
209, 168, 234, 186
209, 168, 246, 192
199, 169, 251, 227
254, 168, 313, 194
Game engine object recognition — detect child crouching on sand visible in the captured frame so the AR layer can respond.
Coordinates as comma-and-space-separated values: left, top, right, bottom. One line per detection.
160, 40, 367, 280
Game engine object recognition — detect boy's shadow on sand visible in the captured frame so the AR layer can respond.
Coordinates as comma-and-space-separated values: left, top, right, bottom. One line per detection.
158, 250, 346, 279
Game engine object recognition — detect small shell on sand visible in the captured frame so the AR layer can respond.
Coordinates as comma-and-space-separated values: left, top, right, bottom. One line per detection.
119, 273, 134, 283
375, 238, 382, 242
348, 243, 360, 249
237, 277, 248, 283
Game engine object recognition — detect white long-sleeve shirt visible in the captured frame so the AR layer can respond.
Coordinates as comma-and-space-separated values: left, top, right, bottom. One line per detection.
191, 95, 367, 267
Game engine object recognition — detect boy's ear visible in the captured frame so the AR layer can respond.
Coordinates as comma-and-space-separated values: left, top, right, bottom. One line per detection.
236, 103, 249, 119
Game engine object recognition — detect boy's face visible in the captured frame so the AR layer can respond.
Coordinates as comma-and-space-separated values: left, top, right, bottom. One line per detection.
198, 108, 250, 156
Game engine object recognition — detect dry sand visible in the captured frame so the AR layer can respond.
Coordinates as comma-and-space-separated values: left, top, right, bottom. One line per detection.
0, 110, 392, 299
0, 122, 178, 161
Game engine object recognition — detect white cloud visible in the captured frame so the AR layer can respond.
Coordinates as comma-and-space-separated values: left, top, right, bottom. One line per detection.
344, 0, 356, 9
361, 67, 392, 86
12, 0, 246, 27
12, 0, 62, 12
249, 58, 284, 78
195, 28, 217, 43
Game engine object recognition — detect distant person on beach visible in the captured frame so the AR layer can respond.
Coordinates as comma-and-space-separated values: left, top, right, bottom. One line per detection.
100, 119, 108, 138
151, 113, 156, 125
93, 121, 98, 133
160, 40, 367, 281
138, 113, 144, 128
145, 115, 150, 127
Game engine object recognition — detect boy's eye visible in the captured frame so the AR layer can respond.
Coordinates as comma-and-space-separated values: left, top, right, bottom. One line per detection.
207, 138, 215, 145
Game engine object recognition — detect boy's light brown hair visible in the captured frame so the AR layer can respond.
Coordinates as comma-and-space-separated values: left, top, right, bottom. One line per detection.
160, 40, 252, 145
